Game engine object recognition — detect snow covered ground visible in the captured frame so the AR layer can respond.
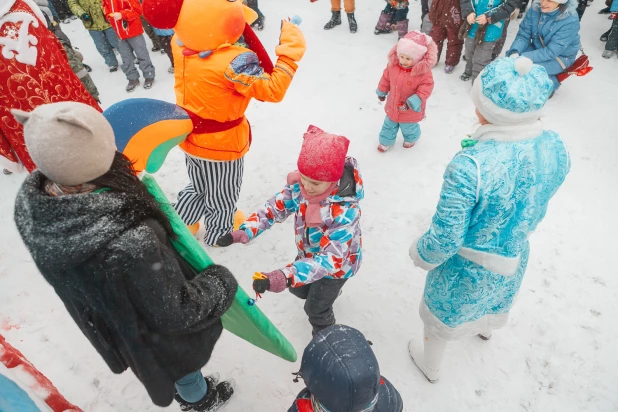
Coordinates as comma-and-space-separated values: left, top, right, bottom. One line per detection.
1, 1, 618, 411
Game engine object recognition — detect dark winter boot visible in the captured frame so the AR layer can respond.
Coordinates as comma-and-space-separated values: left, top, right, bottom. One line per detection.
347, 13, 358, 33
125, 79, 140, 92
374, 11, 394, 34
175, 377, 235, 412
396, 19, 409, 39
324, 11, 342, 30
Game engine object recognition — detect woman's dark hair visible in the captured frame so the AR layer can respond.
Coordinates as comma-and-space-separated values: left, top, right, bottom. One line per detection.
90, 152, 176, 238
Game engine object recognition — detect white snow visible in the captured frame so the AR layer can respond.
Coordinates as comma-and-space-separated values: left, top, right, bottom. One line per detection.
1, 1, 618, 411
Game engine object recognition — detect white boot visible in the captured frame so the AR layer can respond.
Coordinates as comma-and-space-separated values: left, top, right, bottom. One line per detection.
408, 327, 448, 383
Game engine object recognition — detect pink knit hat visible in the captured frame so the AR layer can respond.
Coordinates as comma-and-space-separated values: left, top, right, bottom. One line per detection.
396, 30, 432, 63
297, 125, 350, 182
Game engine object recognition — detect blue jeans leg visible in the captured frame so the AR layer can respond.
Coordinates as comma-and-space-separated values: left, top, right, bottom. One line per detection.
379, 116, 399, 146
88, 30, 118, 68
400, 122, 421, 143
175, 371, 208, 403
103, 27, 120, 52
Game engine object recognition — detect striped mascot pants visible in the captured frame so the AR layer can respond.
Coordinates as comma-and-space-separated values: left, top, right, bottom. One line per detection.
175, 155, 244, 246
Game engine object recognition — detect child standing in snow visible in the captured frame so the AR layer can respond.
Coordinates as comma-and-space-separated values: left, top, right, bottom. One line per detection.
217, 126, 363, 335
289, 325, 403, 412
103, 0, 156, 91
376, 30, 437, 152
374, 0, 411, 39
459, 0, 518, 82
153, 27, 175, 73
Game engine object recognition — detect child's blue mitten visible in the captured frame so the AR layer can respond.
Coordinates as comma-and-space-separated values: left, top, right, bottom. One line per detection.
406, 95, 422, 112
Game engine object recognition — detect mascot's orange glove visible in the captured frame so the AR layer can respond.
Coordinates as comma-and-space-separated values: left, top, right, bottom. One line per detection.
275, 21, 307, 62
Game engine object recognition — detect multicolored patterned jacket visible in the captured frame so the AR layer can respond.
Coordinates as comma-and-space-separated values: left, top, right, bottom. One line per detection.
241, 158, 364, 287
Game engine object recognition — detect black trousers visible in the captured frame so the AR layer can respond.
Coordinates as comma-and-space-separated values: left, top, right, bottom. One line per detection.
289, 278, 348, 334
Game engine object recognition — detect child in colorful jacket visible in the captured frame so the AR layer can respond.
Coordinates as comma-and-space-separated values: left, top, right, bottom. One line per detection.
374, 0, 411, 38
217, 126, 364, 335
288, 325, 403, 412
102, 0, 156, 91
460, 0, 518, 82
376, 30, 437, 152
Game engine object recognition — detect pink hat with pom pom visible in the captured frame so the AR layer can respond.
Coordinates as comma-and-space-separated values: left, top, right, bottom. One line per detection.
397, 30, 433, 63
297, 125, 350, 182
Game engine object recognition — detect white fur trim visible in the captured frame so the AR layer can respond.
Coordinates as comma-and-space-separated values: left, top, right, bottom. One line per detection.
470, 121, 544, 142
457, 247, 520, 277
419, 300, 510, 341
471, 77, 543, 126
409, 236, 439, 271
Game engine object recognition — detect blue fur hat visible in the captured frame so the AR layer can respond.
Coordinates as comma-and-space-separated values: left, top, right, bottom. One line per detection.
471, 57, 554, 126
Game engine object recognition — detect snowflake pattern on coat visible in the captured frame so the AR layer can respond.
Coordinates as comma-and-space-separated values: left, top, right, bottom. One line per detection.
415, 130, 570, 328
241, 157, 364, 287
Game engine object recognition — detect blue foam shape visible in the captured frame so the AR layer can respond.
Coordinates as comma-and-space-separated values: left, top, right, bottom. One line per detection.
103, 98, 190, 152
290, 15, 302, 26
0, 374, 42, 412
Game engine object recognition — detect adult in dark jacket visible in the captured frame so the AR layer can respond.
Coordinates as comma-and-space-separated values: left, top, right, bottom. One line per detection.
506, 0, 581, 91
12, 102, 238, 411
288, 325, 403, 412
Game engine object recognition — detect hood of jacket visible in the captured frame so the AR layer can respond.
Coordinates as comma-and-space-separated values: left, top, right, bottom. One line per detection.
532, 0, 578, 20
328, 157, 364, 204
14, 172, 157, 272
300, 325, 380, 412
387, 38, 438, 76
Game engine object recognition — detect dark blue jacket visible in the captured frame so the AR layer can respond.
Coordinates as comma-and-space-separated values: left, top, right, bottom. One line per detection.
288, 325, 403, 412
507, 0, 580, 67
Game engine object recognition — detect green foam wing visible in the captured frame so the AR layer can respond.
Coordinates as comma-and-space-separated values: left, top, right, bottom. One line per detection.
142, 174, 297, 363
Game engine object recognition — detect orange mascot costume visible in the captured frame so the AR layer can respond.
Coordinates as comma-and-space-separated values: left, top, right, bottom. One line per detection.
143, 0, 306, 245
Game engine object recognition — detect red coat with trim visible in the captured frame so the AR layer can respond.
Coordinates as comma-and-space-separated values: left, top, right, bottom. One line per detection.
102, 0, 143, 40
0, 0, 101, 172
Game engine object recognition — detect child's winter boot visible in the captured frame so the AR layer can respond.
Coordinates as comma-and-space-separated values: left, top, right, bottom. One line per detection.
403, 141, 416, 148
602, 50, 615, 59
377, 144, 391, 152
175, 377, 235, 412
374, 11, 394, 34
396, 19, 409, 39
324, 11, 342, 29
347, 12, 358, 33
460, 72, 472, 81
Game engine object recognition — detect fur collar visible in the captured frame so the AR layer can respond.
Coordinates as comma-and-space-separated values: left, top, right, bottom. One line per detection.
14, 172, 156, 271
387, 41, 438, 76
471, 121, 544, 142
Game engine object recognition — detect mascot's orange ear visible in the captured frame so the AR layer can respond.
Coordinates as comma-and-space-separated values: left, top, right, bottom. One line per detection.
143, 0, 184, 29
243, 5, 258, 25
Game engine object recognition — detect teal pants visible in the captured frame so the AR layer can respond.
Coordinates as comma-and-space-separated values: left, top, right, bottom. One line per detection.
379, 116, 421, 146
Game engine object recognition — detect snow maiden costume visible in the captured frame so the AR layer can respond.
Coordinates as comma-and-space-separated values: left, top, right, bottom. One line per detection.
408, 57, 570, 382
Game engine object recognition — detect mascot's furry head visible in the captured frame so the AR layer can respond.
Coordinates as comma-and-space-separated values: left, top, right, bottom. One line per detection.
143, 0, 258, 52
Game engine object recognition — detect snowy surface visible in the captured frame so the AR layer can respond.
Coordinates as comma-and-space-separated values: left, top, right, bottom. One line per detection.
1, 1, 618, 411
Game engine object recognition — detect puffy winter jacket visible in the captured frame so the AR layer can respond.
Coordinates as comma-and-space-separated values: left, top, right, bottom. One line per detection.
102, 0, 143, 39
241, 158, 364, 287
68, 0, 112, 31
288, 325, 403, 412
13, 172, 238, 407
461, 0, 519, 42
377, 37, 437, 124
507, 0, 580, 67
